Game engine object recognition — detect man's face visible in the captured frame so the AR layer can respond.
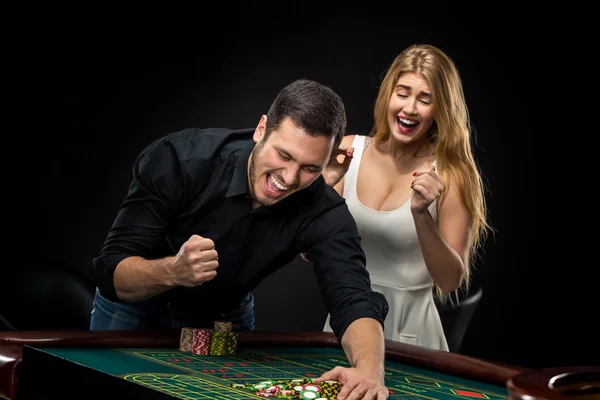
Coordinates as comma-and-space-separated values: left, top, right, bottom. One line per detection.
248, 115, 334, 207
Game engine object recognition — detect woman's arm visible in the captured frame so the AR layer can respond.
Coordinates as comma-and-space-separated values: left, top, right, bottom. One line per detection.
411, 168, 471, 294
323, 134, 356, 195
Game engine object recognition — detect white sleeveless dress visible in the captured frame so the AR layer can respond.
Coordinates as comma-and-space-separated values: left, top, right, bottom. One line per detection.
324, 135, 449, 351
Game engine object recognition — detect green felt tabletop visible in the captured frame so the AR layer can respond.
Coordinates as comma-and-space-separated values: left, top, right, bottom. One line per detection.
41, 347, 508, 399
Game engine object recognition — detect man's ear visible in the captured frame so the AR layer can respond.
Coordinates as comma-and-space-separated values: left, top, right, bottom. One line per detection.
253, 115, 267, 143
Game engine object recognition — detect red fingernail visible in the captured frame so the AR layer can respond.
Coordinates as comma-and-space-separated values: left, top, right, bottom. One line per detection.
412, 172, 417, 176
347, 151, 353, 158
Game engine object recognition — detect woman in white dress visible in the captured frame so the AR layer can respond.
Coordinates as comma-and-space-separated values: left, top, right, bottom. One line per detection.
322, 44, 491, 351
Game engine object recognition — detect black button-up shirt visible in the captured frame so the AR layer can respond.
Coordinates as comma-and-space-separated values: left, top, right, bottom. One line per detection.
89, 127, 388, 339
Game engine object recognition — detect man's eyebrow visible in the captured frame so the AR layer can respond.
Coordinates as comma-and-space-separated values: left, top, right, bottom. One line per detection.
275, 146, 322, 170
395, 84, 432, 97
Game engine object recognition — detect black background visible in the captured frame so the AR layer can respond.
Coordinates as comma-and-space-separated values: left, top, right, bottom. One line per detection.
7, 1, 590, 369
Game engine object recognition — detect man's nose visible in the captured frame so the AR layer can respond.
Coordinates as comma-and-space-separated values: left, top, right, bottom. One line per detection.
281, 164, 300, 185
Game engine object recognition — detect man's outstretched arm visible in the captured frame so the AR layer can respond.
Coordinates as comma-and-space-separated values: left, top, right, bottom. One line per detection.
341, 317, 386, 382
314, 318, 388, 400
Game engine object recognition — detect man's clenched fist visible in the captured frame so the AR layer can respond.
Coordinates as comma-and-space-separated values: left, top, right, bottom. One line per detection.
171, 234, 219, 287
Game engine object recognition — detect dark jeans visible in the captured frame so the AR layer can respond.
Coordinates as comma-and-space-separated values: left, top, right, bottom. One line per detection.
89, 288, 255, 331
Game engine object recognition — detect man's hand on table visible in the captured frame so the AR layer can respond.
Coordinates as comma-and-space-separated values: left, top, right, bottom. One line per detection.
314, 366, 388, 400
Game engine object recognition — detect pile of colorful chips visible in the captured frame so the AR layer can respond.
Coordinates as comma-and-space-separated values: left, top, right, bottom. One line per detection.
229, 377, 342, 399
179, 321, 238, 356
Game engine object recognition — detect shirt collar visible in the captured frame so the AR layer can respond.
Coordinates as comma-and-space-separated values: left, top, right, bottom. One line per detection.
226, 142, 255, 198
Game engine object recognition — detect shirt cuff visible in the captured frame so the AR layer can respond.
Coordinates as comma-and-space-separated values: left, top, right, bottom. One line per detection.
89, 254, 128, 302
331, 291, 389, 340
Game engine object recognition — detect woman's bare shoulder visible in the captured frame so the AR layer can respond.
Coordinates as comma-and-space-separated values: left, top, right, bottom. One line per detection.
342, 133, 372, 147
341, 134, 356, 147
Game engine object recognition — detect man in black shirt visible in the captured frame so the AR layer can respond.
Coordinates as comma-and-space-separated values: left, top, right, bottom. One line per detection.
89, 79, 389, 399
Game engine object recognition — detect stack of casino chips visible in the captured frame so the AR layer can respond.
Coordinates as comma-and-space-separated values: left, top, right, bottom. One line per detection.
209, 320, 239, 356
178, 327, 211, 355
318, 380, 342, 399
230, 377, 341, 399
179, 321, 238, 356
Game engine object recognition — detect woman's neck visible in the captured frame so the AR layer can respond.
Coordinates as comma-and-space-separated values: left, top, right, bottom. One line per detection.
374, 135, 434, 161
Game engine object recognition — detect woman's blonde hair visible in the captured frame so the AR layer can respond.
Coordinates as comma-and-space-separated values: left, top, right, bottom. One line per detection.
371, 44, 491, 302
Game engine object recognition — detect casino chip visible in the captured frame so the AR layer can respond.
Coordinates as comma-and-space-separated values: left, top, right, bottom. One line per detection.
230, 383, 247, 388
214, 320, 232, 333
299, 389, 319, 399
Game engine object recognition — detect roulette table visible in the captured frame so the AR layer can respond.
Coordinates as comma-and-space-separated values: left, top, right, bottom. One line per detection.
1, 329, 592, 399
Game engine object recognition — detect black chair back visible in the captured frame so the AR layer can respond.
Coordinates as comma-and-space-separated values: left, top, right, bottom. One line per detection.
436, 287, 483, 353
0, 260, 95, 331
